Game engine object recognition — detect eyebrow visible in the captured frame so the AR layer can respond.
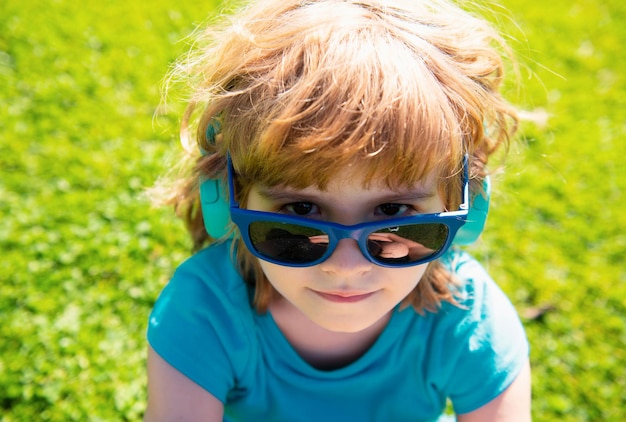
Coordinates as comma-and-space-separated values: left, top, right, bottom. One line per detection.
255, 186, 317, 203
256, 185, 438, 203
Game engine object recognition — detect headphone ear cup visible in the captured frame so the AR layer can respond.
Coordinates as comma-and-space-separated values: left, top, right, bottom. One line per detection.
453, 176, 490, 246
199, 119, 232, 239
199, 178, 231, 239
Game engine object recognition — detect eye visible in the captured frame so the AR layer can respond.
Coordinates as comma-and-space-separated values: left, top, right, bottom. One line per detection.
377, 203, 410, 217
284, 202, 319, 216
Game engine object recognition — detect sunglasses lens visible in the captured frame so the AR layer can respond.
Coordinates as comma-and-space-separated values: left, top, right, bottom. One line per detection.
248, 222, 330, 264
366, 223, 449, 265
247, 220, 450, 267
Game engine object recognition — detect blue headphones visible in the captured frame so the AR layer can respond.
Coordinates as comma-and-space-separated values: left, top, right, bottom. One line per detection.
199, 178, 232, 239
454, 176, 490, 246
199, 124, 489, 245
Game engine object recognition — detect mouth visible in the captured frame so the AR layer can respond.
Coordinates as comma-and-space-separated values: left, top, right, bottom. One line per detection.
312, 290, 377, 303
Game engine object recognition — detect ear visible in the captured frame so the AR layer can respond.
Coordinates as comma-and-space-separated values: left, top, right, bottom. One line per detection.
453, 176, 490, 246
199, 119, 232, 239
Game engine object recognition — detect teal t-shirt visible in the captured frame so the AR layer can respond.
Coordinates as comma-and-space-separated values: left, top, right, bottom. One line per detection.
148, 241, 528, 421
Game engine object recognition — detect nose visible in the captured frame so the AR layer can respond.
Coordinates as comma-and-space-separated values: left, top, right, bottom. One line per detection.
318, 238, 374, 275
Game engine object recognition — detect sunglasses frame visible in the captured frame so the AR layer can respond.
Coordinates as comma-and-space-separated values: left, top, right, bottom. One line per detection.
227, 155, 469, 268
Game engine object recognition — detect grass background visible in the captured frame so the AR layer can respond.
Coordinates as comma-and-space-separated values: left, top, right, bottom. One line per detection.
1, 0, 624, 420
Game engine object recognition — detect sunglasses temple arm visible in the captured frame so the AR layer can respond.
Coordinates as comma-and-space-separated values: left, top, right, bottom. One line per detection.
460, 154, 470, 212
226, 153, 239, 208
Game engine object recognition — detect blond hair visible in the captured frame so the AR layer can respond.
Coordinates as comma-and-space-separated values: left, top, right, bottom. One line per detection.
157, 0, 518, 313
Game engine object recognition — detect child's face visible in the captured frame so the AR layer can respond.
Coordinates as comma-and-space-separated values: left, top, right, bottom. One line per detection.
246, 168, 445, 333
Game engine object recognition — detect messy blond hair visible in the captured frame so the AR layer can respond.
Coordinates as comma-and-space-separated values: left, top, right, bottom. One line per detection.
156, 0, 518, 313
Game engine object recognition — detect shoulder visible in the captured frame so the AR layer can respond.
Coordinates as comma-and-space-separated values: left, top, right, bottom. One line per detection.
439, 248, 517, 321
171, 240, 241, 288
436, 248, 527, 347
147, 240, 255, 401
154, 240, 250, 311
428, 248, 530, 414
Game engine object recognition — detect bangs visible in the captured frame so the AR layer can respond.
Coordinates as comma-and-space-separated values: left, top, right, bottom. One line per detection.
242, 31, 460, 187
192, 0, 505, 194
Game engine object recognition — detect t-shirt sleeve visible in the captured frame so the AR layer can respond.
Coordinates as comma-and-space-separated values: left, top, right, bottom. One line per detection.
146, 245, 253, 402
432, 252, 530, 414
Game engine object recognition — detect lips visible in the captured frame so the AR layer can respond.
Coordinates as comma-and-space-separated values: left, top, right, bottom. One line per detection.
313, 290, 376, 303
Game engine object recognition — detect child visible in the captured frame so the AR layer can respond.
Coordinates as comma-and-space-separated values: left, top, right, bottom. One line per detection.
145, 0, 531, 420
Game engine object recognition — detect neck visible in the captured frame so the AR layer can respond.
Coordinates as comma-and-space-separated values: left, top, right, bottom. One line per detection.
269, 297, 391, 370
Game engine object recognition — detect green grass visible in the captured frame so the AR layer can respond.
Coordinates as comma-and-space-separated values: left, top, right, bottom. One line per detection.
1, 0, 624, 420
482, 1, 626, 420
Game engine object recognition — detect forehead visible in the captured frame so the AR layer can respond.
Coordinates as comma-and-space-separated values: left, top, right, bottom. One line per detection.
327, 165, 439, 194
256, 165, 439, 199
235, 147, 451, 194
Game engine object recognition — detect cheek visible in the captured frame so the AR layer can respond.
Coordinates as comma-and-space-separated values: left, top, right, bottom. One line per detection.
392, 265, 428, 295
258, 260, 302, 294
259, 258, 430, 304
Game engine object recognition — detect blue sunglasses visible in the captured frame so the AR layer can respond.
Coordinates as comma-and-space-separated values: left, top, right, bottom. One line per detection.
228, 156, 469, 268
